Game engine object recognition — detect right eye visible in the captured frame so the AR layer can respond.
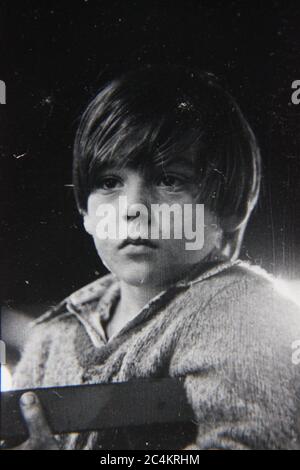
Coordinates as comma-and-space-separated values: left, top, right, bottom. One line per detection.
97, 176, 122, 190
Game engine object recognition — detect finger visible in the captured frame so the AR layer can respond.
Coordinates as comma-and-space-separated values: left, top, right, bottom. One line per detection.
19, 392, 53, 441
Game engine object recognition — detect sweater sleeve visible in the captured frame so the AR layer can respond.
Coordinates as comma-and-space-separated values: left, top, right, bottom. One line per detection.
12, 322, 51, 390
170, 277, 300, 450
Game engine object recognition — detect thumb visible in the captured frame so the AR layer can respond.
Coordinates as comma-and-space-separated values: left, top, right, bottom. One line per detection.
20, 392, 53, 440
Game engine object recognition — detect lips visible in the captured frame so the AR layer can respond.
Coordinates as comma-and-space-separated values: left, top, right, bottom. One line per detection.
119, 237, 158, 250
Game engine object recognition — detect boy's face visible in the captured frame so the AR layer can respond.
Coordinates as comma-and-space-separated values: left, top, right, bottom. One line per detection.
84, 157, 222, 289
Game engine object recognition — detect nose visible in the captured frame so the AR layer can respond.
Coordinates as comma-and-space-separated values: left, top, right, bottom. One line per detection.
122, 176, 152, 222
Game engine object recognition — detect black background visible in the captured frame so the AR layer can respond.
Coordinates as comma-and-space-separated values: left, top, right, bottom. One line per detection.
1, 0, 300, 311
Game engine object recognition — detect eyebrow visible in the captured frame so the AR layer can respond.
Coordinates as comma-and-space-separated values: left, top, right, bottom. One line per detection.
96, 157, 197, 177
161, 159, 195, 172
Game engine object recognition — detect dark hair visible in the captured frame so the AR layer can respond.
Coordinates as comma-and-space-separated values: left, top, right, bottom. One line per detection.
73, 65, 261, 259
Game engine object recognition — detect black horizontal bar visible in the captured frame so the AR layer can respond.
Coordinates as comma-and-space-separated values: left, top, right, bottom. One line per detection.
0, 377, 194, 441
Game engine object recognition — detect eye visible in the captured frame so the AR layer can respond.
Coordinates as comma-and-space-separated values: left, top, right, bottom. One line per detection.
97, 176, 123, 190
156, 174, 185, 189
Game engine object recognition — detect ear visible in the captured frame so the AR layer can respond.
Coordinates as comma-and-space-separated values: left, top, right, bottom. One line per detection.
83, 213, 93, 235
215, 226, 223, 250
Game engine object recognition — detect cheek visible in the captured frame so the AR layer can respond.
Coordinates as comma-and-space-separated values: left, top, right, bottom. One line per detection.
93, 235, 116, 257
92, 236, 121, 273
87, 196, 120, 238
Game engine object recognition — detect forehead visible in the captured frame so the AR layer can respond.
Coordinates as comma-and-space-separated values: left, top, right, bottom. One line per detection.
110, 145, 198, 173
106, 158, 195, 177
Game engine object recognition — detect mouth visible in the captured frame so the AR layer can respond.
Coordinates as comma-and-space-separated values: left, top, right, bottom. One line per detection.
118, 237, 158, 250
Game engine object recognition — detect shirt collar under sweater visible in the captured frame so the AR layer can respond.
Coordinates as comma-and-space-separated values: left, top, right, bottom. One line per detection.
65, 259, 240, 349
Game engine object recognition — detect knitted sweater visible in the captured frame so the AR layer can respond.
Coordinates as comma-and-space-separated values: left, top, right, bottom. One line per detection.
12, 259, 300, 450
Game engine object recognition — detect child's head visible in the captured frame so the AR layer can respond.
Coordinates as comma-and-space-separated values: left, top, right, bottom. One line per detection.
73, 65, 261, 286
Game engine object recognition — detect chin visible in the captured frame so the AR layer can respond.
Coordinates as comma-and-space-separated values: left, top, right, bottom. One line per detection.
119, 264, 186, 289
112, 263, 163, 287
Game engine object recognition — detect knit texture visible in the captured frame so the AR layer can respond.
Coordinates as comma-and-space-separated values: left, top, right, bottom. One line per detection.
12, 260, 300, 450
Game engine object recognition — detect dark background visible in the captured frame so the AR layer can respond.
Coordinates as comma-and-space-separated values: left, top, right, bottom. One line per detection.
1, 0, 300, 313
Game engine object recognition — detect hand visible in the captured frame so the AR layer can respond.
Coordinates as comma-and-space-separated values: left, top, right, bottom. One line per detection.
182, 443, 199, 450
10, 392, 59, 450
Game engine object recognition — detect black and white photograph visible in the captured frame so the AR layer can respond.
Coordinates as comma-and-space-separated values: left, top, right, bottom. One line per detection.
1, 0, 300, 452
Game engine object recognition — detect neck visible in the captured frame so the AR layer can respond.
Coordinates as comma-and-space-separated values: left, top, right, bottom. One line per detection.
106, 280, 169, 340
117, 281, 165, 321
115, 256, 223, 322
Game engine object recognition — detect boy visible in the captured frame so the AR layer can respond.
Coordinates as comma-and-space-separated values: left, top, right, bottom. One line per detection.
10, 65, 300, 449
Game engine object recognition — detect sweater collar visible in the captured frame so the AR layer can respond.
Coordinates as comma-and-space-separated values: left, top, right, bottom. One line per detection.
68, 258, 240, 348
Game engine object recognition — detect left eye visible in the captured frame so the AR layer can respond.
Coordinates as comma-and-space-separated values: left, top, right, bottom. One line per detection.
157, 175, 183, 188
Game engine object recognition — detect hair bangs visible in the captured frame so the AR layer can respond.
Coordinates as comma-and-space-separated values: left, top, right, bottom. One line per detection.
88, 110, 204, 193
